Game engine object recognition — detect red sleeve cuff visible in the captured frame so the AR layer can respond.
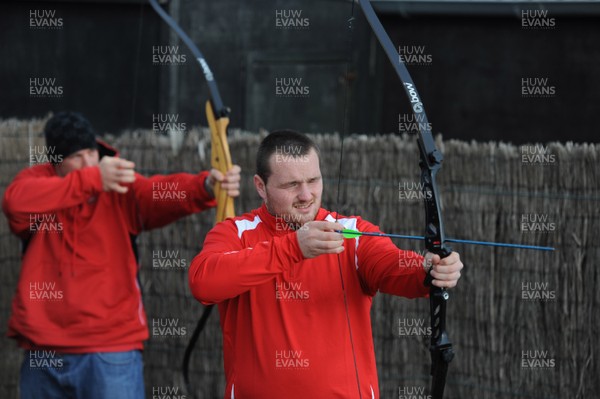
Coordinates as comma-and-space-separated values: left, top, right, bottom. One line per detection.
197, 171, 217, 208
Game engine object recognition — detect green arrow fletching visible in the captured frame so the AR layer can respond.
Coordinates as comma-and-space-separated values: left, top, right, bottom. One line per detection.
339, 229, 362, 238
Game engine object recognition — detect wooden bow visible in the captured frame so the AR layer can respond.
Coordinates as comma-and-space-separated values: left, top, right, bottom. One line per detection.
207, 101, 234, 222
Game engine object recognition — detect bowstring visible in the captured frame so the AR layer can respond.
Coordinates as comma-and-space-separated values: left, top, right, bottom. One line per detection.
334, 1, 363, 398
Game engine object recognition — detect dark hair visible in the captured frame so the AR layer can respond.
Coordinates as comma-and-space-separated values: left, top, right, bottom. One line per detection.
44, 111, 97, 163
256, 130, 320, 184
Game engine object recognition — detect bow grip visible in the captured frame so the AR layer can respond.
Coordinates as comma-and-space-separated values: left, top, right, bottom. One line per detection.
206, 100, 235, 223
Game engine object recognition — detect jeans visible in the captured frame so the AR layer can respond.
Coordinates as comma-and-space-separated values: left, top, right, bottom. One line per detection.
20, 350, 145, 399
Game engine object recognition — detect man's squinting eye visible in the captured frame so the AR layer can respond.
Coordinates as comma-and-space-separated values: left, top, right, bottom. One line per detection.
67, 152, 83, 160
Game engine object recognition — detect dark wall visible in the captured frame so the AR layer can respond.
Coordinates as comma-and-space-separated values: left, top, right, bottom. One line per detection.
153, 0, 374, 135
378, 13, 600, 144
0, 1, 159, 134
0, 1, 598, 144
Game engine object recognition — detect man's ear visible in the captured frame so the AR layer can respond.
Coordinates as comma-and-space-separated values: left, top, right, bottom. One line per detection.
254, 174, 267, 201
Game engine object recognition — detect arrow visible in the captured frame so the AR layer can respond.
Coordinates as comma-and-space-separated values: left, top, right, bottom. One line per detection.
335, 229, 555, 251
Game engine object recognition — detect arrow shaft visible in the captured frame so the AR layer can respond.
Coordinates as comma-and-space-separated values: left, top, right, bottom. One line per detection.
337, 230, 554, 251
445, 237, 554, 251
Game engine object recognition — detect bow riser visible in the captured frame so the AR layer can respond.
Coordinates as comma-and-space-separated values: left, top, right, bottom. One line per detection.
422, 165, 454, 399
206, 101, 235, 222
421, 166, 450, 258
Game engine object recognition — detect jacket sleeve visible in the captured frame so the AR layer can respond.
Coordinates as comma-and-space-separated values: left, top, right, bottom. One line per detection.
127, 171, 217, 232
355, 218, 430, 298
2, 166, 103, 238
189, 220, 305, 305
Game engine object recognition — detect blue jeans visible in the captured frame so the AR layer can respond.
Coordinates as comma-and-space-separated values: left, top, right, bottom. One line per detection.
20, 350, 145, 399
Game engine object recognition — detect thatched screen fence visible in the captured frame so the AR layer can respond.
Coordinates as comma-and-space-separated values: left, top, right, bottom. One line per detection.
0, 117, 597, 398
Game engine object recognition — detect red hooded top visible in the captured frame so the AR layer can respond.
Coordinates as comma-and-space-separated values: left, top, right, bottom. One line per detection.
189, 204, 429, 399
2, 141, 216, 353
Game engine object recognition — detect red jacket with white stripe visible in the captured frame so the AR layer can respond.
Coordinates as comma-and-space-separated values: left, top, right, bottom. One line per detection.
189, 204, 429, 399
2, 141, 216, 353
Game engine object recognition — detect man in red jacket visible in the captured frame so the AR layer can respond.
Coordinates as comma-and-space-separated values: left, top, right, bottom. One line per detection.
189, 130, 463, 398
2, 111, 241, 399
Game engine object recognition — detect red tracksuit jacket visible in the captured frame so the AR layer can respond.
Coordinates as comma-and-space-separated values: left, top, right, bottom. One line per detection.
189, 204, 429, 398
2, 141, 216, 353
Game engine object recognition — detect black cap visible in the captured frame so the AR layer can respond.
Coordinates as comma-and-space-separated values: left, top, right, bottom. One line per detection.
44, 111, 97, 163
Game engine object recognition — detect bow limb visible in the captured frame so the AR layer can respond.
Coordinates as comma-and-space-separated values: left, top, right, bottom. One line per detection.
207, 101, 235, 223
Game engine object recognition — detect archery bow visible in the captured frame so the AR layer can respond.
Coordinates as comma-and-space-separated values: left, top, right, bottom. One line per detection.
355, 0, 454, 397
148, 0, 235, 396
